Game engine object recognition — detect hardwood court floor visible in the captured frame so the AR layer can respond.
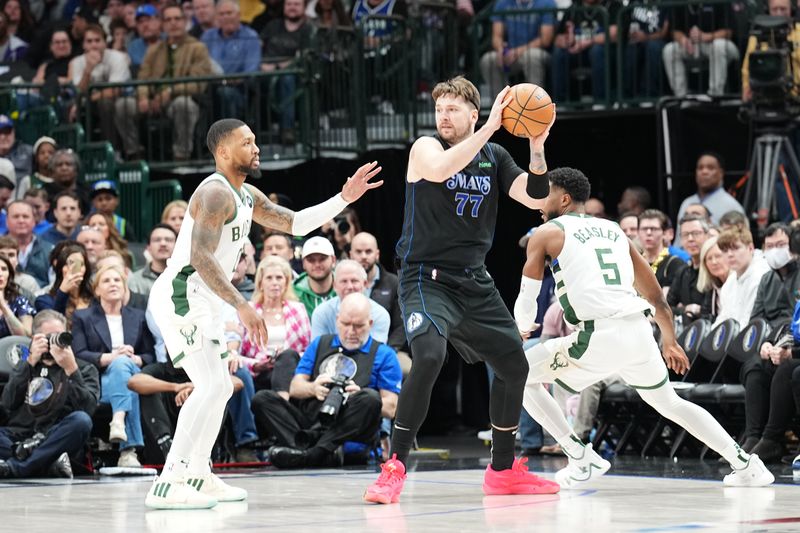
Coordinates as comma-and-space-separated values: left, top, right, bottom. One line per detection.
2, 455, 799, 532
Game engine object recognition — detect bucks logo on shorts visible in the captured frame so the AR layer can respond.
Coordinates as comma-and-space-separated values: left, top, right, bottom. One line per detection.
180, 325, 198, 346
550, 352, 568, 371
406, 312, 423, 333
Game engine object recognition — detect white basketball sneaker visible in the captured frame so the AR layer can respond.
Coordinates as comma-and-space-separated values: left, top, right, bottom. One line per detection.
145, 477, 218, 509
723, 454, 775, 487
186, 473, 248, 502
555, 443, 611, 489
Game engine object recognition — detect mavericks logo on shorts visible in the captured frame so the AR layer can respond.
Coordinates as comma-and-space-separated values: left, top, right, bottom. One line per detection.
406, 312, 424, 333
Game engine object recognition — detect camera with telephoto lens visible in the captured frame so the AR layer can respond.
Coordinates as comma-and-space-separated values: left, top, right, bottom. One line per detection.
317, 353, 358, 426
14, 432, 46, 461
42, 332, 73, 360
319, 374, 349, 426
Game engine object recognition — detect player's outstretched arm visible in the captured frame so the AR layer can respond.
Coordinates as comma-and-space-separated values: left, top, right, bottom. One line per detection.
191, 183, 268, 348
630, 241, 690, 375
508, 110, 556, 209
409, 87, 512, 183
246, 161, 383, 236
514, 224, 561, 334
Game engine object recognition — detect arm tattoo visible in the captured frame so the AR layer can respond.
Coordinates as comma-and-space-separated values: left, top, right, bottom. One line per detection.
530, 150, 547, 175
189, 183, 248, 309
246, 184, 294, 232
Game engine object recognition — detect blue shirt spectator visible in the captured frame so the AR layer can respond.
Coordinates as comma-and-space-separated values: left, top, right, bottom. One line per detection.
202, 1, 261, 74
491, 0, 556, 49
296, 334, 402, 394
127, 5, 163, 72
311, 295, 391, 343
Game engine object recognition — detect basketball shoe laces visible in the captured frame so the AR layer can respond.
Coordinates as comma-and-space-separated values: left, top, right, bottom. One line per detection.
375, 454, 405, 488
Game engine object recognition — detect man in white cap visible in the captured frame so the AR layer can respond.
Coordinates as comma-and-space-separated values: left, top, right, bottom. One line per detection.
293, 236, 337, 317
0, 115, 33, 180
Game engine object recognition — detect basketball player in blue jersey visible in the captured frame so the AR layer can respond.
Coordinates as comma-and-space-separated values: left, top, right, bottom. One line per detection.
145, 119, 383, 509
364, 76, 558, 504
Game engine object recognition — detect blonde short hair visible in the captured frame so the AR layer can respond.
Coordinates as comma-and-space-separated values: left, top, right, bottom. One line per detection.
92, 264, 128, 296
252, 255, 298, 305
431, 76, 480, 112
161, 200, 188, 222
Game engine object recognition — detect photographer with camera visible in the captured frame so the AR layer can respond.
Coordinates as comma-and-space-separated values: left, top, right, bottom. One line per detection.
0, 309, 99, 478
253, 292, 401, 468
320, 207, 360, 259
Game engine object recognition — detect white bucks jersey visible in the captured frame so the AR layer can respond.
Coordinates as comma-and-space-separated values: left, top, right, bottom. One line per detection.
550, 213, 652, 325
165, 173, 254, 302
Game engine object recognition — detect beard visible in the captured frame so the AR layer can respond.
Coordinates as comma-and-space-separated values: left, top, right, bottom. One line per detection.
545, 209, 561, 221
238, 164, 262, 179
286, 15, 303, 22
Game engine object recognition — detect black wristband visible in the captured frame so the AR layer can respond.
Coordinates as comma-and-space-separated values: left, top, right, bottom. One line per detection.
526, 172, 549, 199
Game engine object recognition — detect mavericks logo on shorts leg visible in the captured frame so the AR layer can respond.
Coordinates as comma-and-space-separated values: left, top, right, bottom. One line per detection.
406, 312, 424, 333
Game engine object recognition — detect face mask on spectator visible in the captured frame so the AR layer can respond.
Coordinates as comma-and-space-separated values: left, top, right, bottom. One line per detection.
765, 246, 792, 270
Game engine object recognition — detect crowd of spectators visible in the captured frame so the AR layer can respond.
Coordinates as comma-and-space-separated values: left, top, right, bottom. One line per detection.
0, 0, 791, 163
0, 115, 412, 473
2, 0, 800, 478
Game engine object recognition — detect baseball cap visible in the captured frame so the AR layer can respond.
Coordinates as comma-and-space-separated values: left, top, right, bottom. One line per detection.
0, 115, 13, 130
73, 4, 100, 23
0, 158, 15, 182
91, 179, 118, 198
301, 236, 335, 258
135, 4, 157, 18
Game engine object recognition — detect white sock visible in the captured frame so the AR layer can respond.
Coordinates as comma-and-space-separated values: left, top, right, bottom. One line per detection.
161, 455, 189, 481
637, 385, 749, 469
524, 383, 585, 459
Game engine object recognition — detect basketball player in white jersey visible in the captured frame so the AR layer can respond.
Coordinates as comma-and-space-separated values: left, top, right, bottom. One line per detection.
144, 119, 383, 509
514, 167, 774, 489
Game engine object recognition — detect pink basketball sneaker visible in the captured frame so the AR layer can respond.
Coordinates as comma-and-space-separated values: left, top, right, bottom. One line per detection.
363, 454, 407, 504
483, 457, 561, 495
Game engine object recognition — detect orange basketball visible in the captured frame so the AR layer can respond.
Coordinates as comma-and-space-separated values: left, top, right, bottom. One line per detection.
501, 83, 555, 138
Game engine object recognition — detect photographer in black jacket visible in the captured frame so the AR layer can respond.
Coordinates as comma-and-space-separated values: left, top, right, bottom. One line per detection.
0, 310, 99, 478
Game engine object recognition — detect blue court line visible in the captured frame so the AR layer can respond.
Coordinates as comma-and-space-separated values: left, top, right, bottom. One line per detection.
228, 489, 594, 530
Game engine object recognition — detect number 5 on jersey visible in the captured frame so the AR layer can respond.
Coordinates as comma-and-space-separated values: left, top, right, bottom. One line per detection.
595, 248, 621, 285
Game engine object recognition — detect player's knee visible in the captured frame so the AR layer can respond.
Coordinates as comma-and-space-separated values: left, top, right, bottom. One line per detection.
488, 348, 528, 385
408, 328, 447, 373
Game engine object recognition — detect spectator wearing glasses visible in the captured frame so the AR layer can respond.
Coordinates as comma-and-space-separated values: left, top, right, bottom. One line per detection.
667, 214, 711, 322
637, 209, 687, 294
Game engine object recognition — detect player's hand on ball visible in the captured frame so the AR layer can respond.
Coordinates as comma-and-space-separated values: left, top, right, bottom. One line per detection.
663, 342, 690, 375
529, 106, 556, 152
341, 161, 384, 203
238, 302, 268, 350
486, 86, 513, 132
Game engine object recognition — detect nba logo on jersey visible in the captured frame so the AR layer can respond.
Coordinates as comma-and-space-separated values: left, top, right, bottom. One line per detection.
406, 312, 423, 333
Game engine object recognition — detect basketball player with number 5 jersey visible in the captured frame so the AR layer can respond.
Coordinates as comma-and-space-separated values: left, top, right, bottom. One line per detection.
364, 76, 558, 504
515, 167, 774, 489
146, 119, 383, 510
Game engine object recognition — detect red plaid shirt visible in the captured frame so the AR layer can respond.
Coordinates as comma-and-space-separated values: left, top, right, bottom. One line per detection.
240, 300, 311, 374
